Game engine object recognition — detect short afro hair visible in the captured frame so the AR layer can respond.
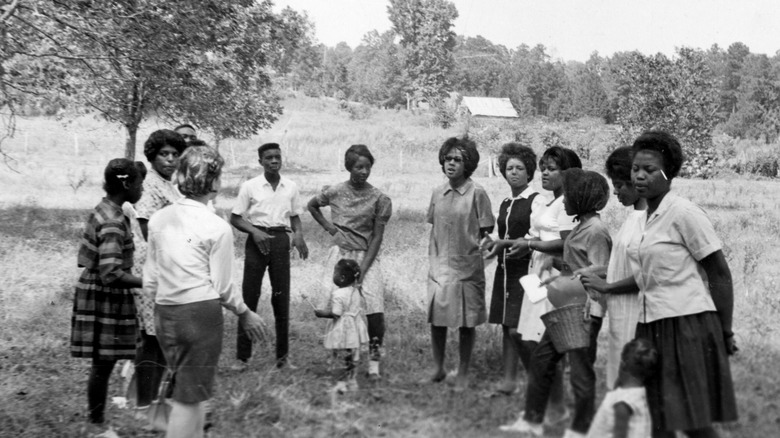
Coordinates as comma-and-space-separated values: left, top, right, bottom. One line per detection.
335, 258, 361, 284
258, 142, 281, 159
605, 146, 635, 182
143, 129, 187, 162
175, 146, 224, 198
621, 338, 659, 381
344, 144, 375, 171
631, 131, 684, 179
498, 142, 537, 180
540, 146, 582, 171
438, 137, 480, 179
103, 158, 145, 195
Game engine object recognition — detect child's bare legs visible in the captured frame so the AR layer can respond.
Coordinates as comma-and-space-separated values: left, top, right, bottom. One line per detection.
430, 325, 447, 382
497, 326, 520, 393
456, 327, 476, 388
340, 349, 356, 381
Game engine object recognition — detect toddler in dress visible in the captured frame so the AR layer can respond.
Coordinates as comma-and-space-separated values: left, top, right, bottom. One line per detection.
587, 338, 658, 438
315, 259, 369, 392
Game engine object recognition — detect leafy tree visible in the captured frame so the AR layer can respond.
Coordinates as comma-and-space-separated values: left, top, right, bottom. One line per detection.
570, 53, 609, 120
612, 48, 721, 176
721, 53, 780, 142
322, 42, 353, 98
388, 0, 458, 103
451, 35, 508, 97
8, 0, 288, 159
348, 30, 406, 107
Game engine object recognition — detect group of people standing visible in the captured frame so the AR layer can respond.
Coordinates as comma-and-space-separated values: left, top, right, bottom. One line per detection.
424, 134, 737, 438
70, 127, 737, 438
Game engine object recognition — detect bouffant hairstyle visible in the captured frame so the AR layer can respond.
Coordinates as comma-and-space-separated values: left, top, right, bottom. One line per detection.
605, 146, 634, 182
103, 158, 145, 195
175, 146, 224, 198
344, 144, 375, 171
143, 129, 187, 162
621, 338, 659, 381
335, 258, 361, 284
258, 142, 281, 159
438, 137, 480, 179
540, 146, 582, 171
498, 142, 537, 180
562, 168, 610, 216
631, 131, 684, 179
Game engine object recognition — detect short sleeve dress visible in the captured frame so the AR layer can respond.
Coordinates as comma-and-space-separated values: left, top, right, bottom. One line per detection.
586, 387, 652, 438
323, 286, 369, 351
315, 181, 392, 315
516, 195, 576, 342
71, 198, 137, 361
427, 179, 495, 328
488, 188, 539, 327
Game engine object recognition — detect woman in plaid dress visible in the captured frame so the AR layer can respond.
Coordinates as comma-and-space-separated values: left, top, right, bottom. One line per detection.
71, 158, 145, 426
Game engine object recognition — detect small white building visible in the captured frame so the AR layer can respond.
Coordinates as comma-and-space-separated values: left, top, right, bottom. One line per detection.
460, 97, 519, 118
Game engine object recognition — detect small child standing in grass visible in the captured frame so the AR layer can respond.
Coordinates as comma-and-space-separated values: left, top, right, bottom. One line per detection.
315, 259, 369, 392
587, 338, 658, 438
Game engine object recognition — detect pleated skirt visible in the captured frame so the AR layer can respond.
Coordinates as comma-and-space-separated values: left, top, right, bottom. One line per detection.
635, 311, 738, 431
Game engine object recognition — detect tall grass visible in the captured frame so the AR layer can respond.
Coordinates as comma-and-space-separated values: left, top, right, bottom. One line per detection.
1, 94, 779, 436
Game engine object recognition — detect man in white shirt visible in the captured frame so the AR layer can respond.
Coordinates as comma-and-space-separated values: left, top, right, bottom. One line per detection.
231, 143, 308, 369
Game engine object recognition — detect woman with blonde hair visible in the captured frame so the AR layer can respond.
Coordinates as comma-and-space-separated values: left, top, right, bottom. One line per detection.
144, 146, 266, 438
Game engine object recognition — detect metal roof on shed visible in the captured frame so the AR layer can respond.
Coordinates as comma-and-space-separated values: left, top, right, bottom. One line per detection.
461, 97, 518, 118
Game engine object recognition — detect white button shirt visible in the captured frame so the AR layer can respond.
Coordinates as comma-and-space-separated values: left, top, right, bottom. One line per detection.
231, 175, 304, 228
144, 198, 247, 315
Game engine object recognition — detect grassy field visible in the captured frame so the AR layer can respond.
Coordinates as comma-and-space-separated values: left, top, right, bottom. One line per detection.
1, 95, 779, 437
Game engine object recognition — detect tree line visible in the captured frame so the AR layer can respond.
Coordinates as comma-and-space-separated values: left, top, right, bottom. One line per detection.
2, 0, 780, 167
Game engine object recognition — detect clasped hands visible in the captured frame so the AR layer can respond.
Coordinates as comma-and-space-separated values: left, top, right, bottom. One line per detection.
479, 237, 533, 259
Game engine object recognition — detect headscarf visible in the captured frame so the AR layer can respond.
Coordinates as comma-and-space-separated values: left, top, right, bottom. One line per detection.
562, 168, 609, 219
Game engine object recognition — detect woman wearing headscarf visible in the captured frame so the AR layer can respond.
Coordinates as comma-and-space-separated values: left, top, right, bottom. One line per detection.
144, 146, 266, 438
426, 137, 494, 390
502, 168, 612, 438
580, 131, 737, 437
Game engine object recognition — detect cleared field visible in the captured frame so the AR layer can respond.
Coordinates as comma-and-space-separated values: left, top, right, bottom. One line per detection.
1, 96, 778, 437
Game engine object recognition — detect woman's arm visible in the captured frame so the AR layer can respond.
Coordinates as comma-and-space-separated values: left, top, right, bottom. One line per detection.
579, 274, 639, 295
700, 250, 736, 353
613, 402, 632, 438
314, 309, 337, 319
359, 221, 385, 280
307, 197, 338, 235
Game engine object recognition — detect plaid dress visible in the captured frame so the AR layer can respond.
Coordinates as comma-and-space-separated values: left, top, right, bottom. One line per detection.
70, 198, 137, 360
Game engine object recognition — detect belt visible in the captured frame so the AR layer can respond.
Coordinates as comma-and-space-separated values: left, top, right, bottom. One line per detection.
254, 225, 289, 233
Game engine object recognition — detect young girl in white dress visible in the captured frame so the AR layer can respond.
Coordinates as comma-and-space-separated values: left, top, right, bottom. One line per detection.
315, 259, 369, 392
587, 338, 657, 438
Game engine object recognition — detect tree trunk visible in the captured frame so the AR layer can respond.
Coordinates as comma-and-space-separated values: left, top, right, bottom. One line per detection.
125, 125, 137, 159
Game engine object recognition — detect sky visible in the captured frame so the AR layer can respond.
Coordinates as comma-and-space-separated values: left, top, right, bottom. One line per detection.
273, 0, 780, 62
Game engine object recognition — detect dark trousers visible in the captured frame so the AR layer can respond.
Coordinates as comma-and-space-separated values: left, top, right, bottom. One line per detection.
134, 330, 166, 407
524, 316, 603, 433
367, 313, 385, 361
237, 230, 290, 365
